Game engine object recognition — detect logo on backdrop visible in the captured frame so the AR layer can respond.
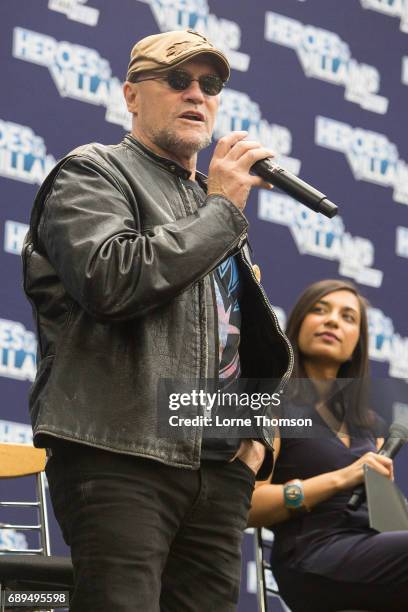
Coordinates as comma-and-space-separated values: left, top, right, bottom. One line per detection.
13, 28, 131, 131
0, 530, 28, 552
360, 0, 408, 34
215, 89, 301, 175
368, 308, 408, 379
315, 116, 408, 206
0, 420, 33, 444
0, 319, 36, 382
403, 57, 408, 85
48, 0, 100, 26
264, 12, 389, 114
136, 0, 250, 71
258, 191, 384, 288
396, 226, 408, 258
4, 220, 29, 255
0, 119, 56, 185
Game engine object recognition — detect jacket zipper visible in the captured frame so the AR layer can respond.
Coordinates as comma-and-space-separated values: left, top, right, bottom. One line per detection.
239, 249, 294, 392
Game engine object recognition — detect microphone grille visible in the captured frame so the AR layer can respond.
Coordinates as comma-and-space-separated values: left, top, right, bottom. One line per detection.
389, 421, 408, 440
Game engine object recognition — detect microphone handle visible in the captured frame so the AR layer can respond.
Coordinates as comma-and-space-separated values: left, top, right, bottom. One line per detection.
378, 438, 405, 458
251, 159, 338, 218
347, 486, 365, 511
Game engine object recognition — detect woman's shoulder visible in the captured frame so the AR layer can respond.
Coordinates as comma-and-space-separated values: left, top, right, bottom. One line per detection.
350, 409, 388, 441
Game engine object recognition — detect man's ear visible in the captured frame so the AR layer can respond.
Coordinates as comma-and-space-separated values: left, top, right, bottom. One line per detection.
123, 81, 139, 114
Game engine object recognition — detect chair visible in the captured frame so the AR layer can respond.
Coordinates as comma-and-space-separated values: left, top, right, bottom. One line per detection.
254, 527, 290, 612
0, 444, 73, 611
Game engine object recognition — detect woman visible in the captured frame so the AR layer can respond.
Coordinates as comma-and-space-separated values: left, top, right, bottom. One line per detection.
249, 279, 408, 612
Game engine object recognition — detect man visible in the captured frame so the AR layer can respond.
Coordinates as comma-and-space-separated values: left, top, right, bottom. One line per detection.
23, 30, 292, 611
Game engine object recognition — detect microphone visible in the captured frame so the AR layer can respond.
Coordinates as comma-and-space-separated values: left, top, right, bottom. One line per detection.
347, 422, 408, 511
251, 158, 338, 218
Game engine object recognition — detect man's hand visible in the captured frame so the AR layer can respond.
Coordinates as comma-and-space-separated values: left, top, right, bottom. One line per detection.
207, 131, 275, 212
230, 439, 266, 476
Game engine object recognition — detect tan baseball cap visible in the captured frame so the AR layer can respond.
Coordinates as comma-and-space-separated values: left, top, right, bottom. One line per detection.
126, 29, 230, 82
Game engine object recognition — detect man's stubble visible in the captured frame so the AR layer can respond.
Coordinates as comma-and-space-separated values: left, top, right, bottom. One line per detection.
150, 126, 212, 160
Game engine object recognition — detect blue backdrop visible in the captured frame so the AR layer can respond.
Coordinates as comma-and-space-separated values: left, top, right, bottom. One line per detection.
1, 1, 407, 609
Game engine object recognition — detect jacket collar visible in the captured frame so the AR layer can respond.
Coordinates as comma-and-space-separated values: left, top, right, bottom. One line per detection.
124, 134, 202, 182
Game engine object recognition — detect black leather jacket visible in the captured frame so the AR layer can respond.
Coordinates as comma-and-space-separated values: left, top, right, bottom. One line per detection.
23, 135, 293, 469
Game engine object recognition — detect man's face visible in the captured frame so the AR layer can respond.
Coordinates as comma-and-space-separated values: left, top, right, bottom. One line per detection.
124, 58, 221, 164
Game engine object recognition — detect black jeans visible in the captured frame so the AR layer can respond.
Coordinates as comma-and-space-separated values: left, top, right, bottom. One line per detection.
46, 444, 255, 612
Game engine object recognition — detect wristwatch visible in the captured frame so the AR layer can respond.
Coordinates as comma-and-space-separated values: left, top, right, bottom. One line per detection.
283, 479, 309, 513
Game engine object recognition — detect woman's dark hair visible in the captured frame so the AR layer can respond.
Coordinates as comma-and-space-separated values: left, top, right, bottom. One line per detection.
285, 279, 373, 429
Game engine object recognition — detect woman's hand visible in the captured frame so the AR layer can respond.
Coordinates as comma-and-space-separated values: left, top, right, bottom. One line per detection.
337, 451, 394, 490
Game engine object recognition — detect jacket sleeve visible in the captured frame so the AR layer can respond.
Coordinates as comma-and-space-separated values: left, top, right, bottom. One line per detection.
40, 156, 248, 320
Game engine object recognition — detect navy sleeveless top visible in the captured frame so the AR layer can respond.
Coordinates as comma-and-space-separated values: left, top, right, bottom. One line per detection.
271, 402, 379, 570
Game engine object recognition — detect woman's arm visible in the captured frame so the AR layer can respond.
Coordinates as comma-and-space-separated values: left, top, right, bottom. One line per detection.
248, 440, 394, 528
248, 468, 343, 527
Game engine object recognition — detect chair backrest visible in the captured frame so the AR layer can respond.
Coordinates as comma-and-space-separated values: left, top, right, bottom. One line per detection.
0, 444, 50, 556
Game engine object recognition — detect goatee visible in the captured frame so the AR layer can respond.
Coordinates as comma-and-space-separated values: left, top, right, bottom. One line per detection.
152, 129, 211, 159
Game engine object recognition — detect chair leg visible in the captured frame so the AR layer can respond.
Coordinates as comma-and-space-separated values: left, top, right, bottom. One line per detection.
254, 528, 269, 612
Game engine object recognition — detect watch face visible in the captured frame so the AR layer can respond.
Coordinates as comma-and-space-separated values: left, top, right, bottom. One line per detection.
286, 484, 301, 500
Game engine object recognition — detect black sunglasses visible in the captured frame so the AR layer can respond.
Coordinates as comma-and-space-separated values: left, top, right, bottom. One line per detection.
134, 69, 224, 96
